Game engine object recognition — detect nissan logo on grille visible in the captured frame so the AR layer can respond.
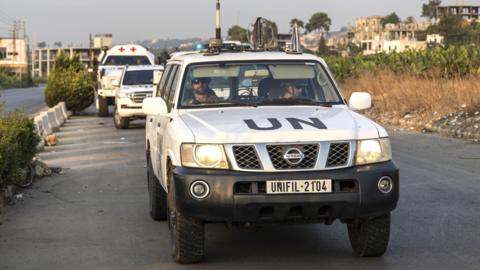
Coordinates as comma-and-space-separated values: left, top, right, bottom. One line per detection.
283, 148, 305, 165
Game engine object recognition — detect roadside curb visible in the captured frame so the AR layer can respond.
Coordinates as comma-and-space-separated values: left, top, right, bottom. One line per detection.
32, 102, 73, 149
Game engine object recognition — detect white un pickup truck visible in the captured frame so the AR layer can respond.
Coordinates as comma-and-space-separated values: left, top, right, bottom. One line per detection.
142, 50, 399, 264
113, 65, 164, 129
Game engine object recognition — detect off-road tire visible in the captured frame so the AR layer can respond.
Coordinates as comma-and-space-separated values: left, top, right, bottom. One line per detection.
167, 165, 205, 264
113, 108, 129, 129
147, 154, 167, 221
97, 96, 109, 117
347, 213, 391, 257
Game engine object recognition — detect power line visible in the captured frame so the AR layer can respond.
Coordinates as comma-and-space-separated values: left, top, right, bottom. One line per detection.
0, 18, 13, 26
0, 10, 15, 21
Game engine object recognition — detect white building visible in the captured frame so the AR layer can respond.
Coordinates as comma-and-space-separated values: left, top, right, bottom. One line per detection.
0, 37, 28, 74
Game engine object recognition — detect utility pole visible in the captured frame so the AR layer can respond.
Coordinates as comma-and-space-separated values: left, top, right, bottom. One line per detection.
215, 0, 221, 40
10, 20, 17, 63
88, 33, 93, 70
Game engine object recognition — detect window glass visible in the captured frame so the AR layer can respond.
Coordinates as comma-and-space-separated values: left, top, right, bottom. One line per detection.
103, 55, 151, 65
157, 65, 172, 97
179, 61, 343, 108
165, 65, 179, 111
0, 48, 6, 59
122, 70, 154, 85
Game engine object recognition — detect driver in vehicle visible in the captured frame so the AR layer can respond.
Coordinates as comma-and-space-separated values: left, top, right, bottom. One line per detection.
186, 77, 219, 105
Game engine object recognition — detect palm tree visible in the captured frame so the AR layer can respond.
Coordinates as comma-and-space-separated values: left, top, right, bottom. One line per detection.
290, 18, 305, 29
305, 12, 332, 34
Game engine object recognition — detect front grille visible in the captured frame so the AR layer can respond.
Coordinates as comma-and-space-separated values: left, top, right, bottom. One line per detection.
326, 143, 350, 167
233, 145, 262, 169
266, 144, 319, 170
131, 91, 152, 103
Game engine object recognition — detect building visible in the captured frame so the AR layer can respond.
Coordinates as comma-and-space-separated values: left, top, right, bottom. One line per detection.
0, 37, 28, 74
31, 47, 104, 80
31, 34, 113, 80
437, 4, 480, 22
343, 16, 430, 55
301, 31, 324, 52
94, 34, 113, 48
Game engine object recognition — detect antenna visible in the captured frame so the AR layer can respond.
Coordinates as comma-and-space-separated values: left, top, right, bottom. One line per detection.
287, 23, 302, 54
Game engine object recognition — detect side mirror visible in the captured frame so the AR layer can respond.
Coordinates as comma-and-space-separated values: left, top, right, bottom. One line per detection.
143, 97, 168, 115
349, 92, 372, 111
111, 79, 120, 87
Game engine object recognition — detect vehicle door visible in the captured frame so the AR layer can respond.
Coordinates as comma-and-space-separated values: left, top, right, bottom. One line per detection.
156, 64, 180, 182
148, 65, 172, 176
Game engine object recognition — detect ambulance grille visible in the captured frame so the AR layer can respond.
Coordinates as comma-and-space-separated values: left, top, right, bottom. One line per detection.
326, 143, 350, 167
233, 145, 262, 169
267, 144, 319, 170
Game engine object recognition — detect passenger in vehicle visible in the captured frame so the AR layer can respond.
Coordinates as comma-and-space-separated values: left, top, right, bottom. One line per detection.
186, 78, 219, 105
270, 81, 304, 99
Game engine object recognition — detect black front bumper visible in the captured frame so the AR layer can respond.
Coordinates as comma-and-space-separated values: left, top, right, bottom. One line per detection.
172, 161, 399, 223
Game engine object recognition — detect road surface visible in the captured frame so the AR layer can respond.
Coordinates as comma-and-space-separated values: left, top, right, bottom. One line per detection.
0, 110, 479, 270
0, 85, 46, 115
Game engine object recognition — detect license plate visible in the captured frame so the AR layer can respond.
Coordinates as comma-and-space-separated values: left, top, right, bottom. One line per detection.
266, 180, 332, 194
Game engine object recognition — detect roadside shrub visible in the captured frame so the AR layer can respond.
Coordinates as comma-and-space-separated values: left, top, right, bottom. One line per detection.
0, 110, 41, 189
45, 51, 95, 114
0, 67, 32, 90
323, 45, 480, 81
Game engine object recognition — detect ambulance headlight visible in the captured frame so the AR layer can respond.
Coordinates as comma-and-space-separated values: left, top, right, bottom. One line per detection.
181, 144, 229, 169
355, 138, 392, 165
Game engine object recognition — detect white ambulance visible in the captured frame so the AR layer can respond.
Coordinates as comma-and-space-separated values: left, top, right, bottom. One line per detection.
96, 44, 155, 117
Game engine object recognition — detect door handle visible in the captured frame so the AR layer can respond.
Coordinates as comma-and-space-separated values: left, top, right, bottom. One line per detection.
149, 118, 153, 123
157, 123, 161, 127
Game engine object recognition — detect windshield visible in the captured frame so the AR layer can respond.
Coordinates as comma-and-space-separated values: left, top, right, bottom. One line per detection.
122, 70, 154, 85
179, 61, 343, 108
103, 56, 151, 65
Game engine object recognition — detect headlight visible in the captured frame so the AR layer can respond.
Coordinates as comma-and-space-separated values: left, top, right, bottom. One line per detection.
181, 144, 229, 169
117, 91, 129, 98
355, 138, 392, 165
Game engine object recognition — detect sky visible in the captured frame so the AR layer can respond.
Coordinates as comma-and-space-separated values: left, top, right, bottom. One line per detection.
1, 0, 479, 46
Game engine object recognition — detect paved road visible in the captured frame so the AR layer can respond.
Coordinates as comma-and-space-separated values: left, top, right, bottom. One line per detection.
0, 111, 479, 270
0, 85, 46, 115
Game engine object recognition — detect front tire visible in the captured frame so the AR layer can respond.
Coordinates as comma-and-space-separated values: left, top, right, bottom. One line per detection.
147, 154, 167, 221
113, 107, 129, 129
347, 213, 391, 257
97, 96, 109, 117
167, 165, 205, 264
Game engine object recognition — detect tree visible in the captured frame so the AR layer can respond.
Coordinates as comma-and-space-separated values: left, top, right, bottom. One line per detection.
434, 14, 467, 45
290, 18, 305, 30
422, 0, 442, 21
305, 12, 332, 33
227, 25, 248, 42
37, 42, 46, 48
316, 36, 330, 56
405, 16, 415, 24
382, 12, 401, 26
53, 41, 62, 48
45, 51, 95, 114
347, 43, 363, 56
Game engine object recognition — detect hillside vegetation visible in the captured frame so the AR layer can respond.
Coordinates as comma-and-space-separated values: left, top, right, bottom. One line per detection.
324, 46, 480, 138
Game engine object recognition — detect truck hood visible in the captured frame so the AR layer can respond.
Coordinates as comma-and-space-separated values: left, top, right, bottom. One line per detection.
179, 106, 381, 144
119, 85, 154, 93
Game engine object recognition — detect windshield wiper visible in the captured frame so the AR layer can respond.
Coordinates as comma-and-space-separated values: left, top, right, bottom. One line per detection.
258, 98, 332, 107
